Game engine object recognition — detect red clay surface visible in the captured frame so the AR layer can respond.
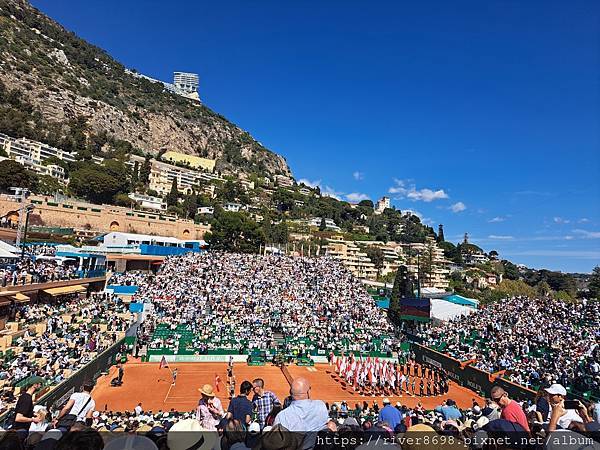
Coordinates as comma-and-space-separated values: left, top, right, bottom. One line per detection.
93, 360, 482, 413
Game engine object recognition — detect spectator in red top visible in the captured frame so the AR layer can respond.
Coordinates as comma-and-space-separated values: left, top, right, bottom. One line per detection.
490, 386, 530, 432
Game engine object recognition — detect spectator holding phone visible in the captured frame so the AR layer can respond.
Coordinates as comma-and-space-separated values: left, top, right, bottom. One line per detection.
545, 384, 585, 430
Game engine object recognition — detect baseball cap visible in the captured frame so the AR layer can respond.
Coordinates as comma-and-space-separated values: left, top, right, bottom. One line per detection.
382, 398, 390, 404
545, 384, 567, 396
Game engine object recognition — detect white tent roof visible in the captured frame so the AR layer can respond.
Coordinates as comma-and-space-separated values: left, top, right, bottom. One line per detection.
430, 298, 476, 321
0, 240, 19, 258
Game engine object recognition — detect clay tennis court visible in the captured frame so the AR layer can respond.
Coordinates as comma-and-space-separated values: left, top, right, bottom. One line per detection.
93, 360, 482, 412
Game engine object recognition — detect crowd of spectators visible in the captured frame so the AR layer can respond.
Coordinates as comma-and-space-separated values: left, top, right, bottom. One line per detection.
25, 245, 57, 257
133, 253, 397, 355
0, 292, 134, 416
0, 259, 77, 286
3, 375, 599, 450
107, 271, 150, 287
420, 296, 600, 397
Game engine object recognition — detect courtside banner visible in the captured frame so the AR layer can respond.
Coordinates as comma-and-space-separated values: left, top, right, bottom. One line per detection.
411, 343, 536, 401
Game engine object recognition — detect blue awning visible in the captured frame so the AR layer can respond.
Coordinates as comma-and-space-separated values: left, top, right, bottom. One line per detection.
442, 294, 479, 307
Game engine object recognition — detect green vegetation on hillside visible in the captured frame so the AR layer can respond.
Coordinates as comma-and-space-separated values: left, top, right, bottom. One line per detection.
0, 0, 289, 177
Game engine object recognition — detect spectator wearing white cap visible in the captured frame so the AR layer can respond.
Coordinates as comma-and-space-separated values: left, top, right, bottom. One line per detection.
545, 384, 584, 430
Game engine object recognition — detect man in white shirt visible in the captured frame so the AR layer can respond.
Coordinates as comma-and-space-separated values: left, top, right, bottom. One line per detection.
54, 382, 96, 429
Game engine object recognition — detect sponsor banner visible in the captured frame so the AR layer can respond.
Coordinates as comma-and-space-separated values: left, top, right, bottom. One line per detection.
148, 354, 248, 363
411, 343, 536, 401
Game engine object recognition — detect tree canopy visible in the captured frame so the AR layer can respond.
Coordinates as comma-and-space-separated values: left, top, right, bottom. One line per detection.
206, 211, 264, 253
0, 160, 32, 192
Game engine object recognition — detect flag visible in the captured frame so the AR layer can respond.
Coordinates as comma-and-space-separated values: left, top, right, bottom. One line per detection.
214, 374, 222, 392
159, 355, 169, 369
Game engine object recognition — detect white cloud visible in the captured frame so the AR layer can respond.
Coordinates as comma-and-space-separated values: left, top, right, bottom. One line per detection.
298, 178, 321, 189
352, 171, 364, 181
578, 218, 590, 223
388, 179, 449, 202
450, 202, 466, 213
322, 186, 343, 200
553, 217, 570, 224
489, 216, 506, 223
298, 178, 343, 200
572, 229, 600, 239
409, 189, 449, 202
488, 235, 514, 240
346, 192, 370, 202
388, 178, 407, 194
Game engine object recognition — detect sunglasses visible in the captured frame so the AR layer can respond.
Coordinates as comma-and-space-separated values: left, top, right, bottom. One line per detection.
491, 394, 505, 402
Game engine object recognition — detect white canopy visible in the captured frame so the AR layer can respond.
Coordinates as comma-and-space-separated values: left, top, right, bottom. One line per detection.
430, 298, 476, 321
0, 240, 19, 259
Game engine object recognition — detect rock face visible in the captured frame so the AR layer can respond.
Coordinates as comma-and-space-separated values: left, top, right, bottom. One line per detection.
0, 0, 292, 177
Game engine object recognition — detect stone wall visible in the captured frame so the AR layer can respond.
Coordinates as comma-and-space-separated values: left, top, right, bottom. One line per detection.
0, 195, 210, 240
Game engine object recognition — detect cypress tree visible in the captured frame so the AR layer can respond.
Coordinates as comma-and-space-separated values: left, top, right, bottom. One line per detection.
388, 265, 413, 322
166, 178, 179, 206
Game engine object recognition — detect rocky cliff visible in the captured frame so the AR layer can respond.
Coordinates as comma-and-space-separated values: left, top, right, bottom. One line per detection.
0, 0, 292, 177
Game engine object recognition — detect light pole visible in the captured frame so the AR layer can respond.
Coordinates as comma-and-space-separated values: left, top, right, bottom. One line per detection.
21, 204, 35, 259
416, 250, 421, 299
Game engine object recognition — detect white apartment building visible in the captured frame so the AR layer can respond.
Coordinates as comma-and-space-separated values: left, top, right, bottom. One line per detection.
197, 206, 214, 215
463, 252, 489, 266
127, 70, 200, 102
374, 196, 390, 214
173, 72, 199, 94
128, 193, 167, 211
0, 133, 75, 180
130, 155, 224, 197
223, 203, 244, 212
325, 236, 378, 280
306, 217, 341, 231
274, 175, 294, 188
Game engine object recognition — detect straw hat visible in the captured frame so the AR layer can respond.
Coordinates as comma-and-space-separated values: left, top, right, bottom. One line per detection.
198, 384, 215, 397
167, 419, 216, 450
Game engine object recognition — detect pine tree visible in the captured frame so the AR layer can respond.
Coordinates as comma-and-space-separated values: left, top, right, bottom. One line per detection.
166, 178, 179, 207
319, 217, 327, 231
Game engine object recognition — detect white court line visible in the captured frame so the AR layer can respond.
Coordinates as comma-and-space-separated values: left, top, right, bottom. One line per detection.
164, 383, 174, 403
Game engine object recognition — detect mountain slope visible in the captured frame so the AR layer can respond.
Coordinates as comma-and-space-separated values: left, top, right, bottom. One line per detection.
0, 0, 292, 177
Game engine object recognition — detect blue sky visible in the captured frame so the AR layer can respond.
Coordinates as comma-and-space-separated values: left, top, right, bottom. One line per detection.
31, 0, 600, 273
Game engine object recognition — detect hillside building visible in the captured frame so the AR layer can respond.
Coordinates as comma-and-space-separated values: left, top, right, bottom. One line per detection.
128, 193, 166, 211
325, 236, 378, 280
306, 217, 340, 231
161, 150, 216, 172
374, 196, 390, 214
0, 133, 75, 180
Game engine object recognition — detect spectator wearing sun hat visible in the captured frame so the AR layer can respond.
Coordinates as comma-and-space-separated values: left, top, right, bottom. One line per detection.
167, 418, 217, 450
196, 384, 222, 431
